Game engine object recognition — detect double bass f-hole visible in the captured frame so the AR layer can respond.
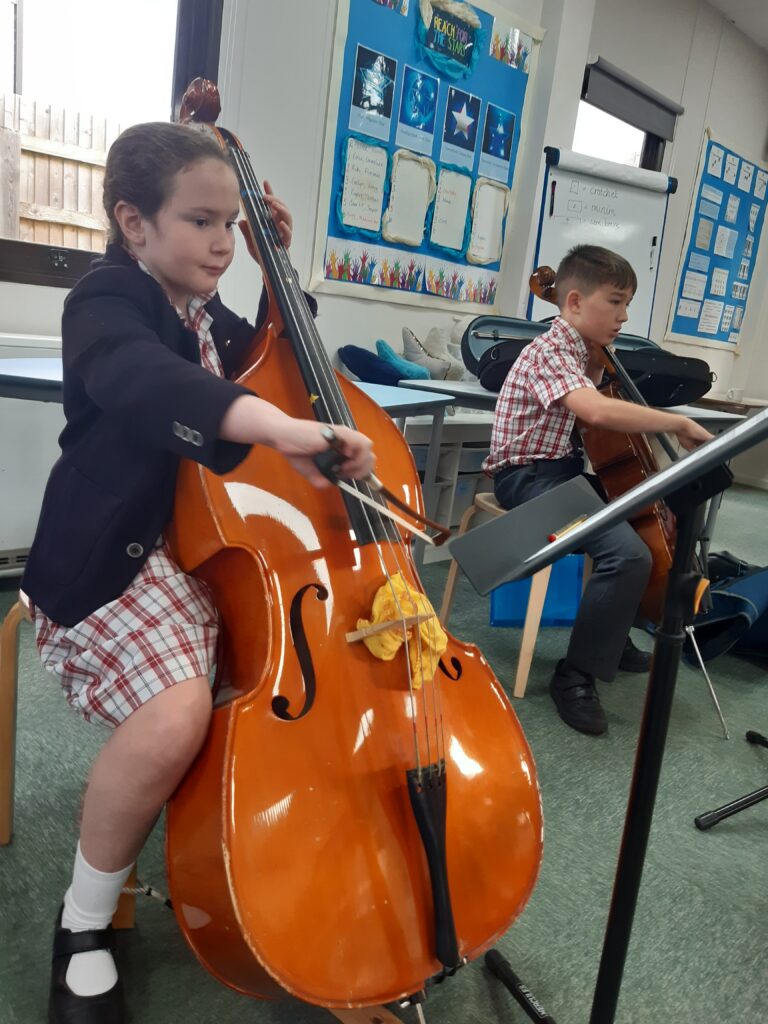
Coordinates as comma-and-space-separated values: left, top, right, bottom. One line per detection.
271, 582, 329, 722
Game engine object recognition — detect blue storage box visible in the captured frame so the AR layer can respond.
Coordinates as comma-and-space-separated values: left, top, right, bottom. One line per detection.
489, 554, 585, 627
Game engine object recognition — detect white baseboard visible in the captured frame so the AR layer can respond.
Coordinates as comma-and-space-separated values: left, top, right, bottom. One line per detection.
733, 473, 768, 491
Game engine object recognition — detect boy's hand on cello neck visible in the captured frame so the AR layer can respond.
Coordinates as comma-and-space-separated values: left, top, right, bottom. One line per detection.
219, 395, 375, 488
560, 387, 714, 451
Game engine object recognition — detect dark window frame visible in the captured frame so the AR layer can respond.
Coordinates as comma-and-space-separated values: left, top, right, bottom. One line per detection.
0, 0, 224, 289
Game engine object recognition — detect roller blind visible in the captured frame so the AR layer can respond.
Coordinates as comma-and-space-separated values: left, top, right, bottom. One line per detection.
583, 58, 684, 141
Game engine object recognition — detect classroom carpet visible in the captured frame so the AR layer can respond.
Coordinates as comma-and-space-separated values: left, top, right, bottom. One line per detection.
1, 485, 766, 1024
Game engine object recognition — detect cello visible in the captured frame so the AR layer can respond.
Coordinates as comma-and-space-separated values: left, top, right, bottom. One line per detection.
164, 80, 543, 1009
529, 265, 679, 622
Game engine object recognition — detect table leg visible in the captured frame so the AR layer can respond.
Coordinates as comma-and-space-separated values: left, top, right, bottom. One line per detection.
413, 406, 446, 570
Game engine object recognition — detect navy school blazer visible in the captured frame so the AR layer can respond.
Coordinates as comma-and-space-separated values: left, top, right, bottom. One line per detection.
22, 243, 317, 627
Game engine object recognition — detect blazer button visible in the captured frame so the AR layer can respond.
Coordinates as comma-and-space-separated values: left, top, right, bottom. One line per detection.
126, 543, 144, 558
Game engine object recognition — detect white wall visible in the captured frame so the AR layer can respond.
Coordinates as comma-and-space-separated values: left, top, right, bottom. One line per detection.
0, 281, 65, 336
587, 0, 768, 401
216, 0, 768, 403
1, 0, 767, 454
216, 0, 546, 354
583, 0, 768, 485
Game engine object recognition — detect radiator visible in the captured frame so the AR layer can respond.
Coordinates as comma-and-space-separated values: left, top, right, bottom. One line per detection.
0, 333, 64, 577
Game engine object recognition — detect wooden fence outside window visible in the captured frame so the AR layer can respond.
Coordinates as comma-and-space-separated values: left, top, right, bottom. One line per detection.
0, 94, 121, 253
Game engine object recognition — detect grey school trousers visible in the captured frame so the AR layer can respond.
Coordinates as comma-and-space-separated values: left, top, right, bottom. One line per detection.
493, 455, 652, 682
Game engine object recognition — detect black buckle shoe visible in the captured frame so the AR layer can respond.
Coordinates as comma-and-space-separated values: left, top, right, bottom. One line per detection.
49, 909, 125, 1024
618, 637, 652, 674
549, 660, 607, 735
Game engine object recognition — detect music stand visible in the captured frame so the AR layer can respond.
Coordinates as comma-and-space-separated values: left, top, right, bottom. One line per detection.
694, 730, 768, 830
449, 407, 768, 1023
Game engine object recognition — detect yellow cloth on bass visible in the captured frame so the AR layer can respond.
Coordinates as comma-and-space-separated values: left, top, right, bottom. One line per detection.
357, 572, 447, 688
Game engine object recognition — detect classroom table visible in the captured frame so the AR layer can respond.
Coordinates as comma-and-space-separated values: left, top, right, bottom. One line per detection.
397, 376, 748, 431
0, 358, 454, 567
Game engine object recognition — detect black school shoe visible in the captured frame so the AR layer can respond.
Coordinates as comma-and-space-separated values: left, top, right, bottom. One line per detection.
618, 636, 652, 673
549, 659, 607, 735
49, 908, 125, 1024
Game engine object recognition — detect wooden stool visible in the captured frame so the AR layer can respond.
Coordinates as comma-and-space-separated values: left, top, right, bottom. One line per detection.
0, 595, 135, 928
0, 597, 31, 847
439, 492, 591, 699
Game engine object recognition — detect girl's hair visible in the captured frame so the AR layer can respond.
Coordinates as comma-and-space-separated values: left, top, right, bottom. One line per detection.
554, 245, 637, 305
103, 121, 235, 244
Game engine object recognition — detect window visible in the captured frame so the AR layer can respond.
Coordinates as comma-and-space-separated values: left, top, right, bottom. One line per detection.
573, 101, 645, 168
0, 0, 223, 287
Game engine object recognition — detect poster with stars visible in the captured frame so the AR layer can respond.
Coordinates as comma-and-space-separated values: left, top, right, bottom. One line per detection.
441, 87, 481, 170
313, 0, 542, 308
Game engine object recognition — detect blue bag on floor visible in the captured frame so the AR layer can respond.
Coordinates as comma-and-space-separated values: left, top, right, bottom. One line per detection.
683, 552, 768, 664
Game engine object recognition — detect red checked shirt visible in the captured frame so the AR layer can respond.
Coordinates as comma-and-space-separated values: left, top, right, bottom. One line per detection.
483, 316, 596, 474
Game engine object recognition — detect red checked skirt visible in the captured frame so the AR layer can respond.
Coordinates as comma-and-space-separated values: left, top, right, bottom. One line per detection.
32, 540, 219, 728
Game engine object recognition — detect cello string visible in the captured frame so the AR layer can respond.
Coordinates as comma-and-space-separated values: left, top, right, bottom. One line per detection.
229, 137, 445, 775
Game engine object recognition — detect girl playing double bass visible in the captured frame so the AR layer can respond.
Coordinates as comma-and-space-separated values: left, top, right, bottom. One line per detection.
22, 121, 375, 1024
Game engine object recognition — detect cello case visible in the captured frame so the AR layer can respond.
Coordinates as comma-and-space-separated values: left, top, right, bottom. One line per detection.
462, 315, 714, 405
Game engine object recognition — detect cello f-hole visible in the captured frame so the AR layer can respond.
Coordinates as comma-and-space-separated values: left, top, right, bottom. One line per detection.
438, 656, 463, 681
271, 583, 329, 721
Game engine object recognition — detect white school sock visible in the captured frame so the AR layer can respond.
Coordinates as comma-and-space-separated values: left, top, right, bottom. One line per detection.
60, 842, 134, 997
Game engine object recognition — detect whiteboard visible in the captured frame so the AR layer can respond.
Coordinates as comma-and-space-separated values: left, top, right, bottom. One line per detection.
528, 148, 676, 337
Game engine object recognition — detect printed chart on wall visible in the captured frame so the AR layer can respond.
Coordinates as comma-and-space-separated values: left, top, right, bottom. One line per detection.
311, 0, 543, 307
667, 133, 768, 347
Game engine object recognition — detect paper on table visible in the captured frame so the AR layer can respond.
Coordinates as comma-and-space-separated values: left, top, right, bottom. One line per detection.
429, 168, 472, 251
341, 138, 388, 233
467, 177, 508, 264
381, 150, 436, 246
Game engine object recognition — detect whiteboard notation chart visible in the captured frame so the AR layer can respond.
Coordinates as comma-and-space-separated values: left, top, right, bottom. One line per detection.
529, 148, 677, 337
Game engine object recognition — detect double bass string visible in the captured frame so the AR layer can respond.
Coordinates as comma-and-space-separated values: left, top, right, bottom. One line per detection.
226, 135, 448, 778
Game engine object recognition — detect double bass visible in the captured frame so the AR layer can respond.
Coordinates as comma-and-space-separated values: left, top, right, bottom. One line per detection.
164, 80, 543, 1009
529, 265, 677, 622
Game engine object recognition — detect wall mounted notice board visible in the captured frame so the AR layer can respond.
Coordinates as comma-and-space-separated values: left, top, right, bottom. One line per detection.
667, 133, 768, 349
311, 0, 544, 309
528, 148, 677, 338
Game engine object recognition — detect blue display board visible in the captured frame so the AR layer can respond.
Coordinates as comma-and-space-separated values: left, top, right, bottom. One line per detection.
314, 0, 539, 306
668, 136, 768, 346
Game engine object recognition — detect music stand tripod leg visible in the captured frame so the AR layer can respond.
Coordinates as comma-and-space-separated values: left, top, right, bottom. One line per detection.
694, 731, 768, 830
590, 464, 731, 1024
684, 625, 729, 740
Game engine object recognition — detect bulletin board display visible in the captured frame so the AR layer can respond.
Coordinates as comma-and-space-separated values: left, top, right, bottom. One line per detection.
667, 133, 768, 349
310, 0, 543, 308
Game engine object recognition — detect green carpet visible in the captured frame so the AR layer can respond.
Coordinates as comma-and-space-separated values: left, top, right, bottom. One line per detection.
1, 485, 766, 1023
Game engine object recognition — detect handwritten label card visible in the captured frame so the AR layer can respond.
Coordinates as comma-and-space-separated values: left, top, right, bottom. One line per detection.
430, 168, 472, 251
382, 150, 436, 246
341, 138, 388, 233
467, 178, 507, 264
